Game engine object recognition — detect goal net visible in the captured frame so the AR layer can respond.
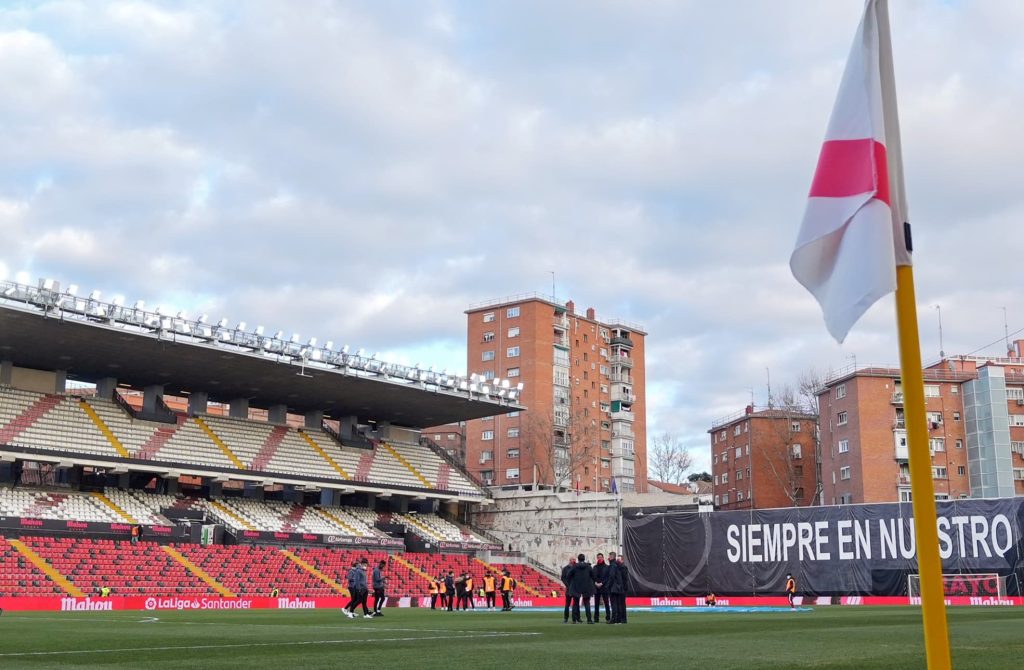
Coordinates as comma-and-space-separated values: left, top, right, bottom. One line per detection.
907, 573, 1006, 598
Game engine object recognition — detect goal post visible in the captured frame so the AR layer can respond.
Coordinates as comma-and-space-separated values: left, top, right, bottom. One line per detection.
907, 573, 1006, 598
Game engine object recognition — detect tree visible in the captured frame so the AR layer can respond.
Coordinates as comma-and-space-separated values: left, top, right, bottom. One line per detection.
648, 432, 694, 485
520, 393, 602, 491
761, 368, 826, 506
688, 471, 712, 483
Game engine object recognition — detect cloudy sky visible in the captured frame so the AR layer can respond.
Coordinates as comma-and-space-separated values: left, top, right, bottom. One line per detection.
1, 1, 1021, 474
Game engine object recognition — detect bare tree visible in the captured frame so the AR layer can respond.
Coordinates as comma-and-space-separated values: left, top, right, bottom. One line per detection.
520, 394, 602, 491
760, 370, 825, 506
648, 432, 694, 485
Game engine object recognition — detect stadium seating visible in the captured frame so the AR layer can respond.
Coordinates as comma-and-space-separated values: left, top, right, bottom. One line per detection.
0, 387, 483, 496
174, 544, 340, 597
394, 512, 489, 544
23, 537, 212, 596
0, 488, 124, 523
0, 536, 64, 597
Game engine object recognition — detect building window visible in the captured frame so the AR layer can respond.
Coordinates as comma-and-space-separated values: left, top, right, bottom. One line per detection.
840, 466, 851, 480
735, 446, 742, 459
715, 495, 720, 506
956, 439, 964, 450
1011, 415, 1024, 427
506, 306, 520, 318
507, 367, 520, 378
722, 472, 729, 484
506, 468, 520, 480
791, 421, 801, 432
508, 411, 520, 417
837, 411, 848, 426
791, 444, 802, 460
482, 350, 495, 361
507, 428, 520, 438
737, 491, 744, 501
484, 370, 495, 380
734, 424, 742, 436
957, 465, 966, 476
722, 492, 729, 505
838, 439, 849, 453
721, 451, 728, 462
745, 445, 750, 456
932, 466, 948, 479
924, 385, 940, 397
1006, 387, 1024, 400
713, 454, 718, 465
480, 450, 493, 462
507, 326, 520, 338
482, 331, 495, 342
952, 411, 961, 422
835, 384, 846, 399
506, 448, 519, 458
483, 312, 495, 323
713, 475, 719, 485
482, 431, 494, 441
507, 346, 520, 358
900, 490, 912, 502
447, 433, 456, 440
736, 469, 743, 481
927, 411, 943, 425
930, 438, 945, 452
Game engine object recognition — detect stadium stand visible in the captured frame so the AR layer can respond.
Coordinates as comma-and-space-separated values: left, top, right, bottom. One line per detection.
395, 512, 488, 544
0, 536, 64, 596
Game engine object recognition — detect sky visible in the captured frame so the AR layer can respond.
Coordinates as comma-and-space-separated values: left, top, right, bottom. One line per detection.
1, 1, 1022, 476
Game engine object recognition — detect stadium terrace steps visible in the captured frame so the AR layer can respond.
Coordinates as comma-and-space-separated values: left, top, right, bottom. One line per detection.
355, 450, 375, 480
252, 426, 288, 470
437, 463, 451, 490
475, 557, 541, 596
313, 508, 360, 536
0, 392, 62, 445
192, 416, 247, 470
208, 500, 257, 531
136, 425, 176, 460
7, 538, 85, 597
77, 399, 131, 458
279, 549, 349, 596
380, 442, 434, 489
298, 430, 353, 479
162, 546, 236, 597
90, 491, 138, 524
392, 554, 434, 583
0, 536, 65, 597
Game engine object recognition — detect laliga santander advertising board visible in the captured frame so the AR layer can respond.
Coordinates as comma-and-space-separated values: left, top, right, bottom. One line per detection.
1, 594, 1022, 612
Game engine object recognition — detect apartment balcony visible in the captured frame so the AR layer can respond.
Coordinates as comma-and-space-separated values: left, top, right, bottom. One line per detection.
610, 373, 632, 384
610, 354, 633, 368
610, 410, 635, 423
611, 387, 636, 404
897, 474, 910, 486
611, 426, 634, 439
610, 335, 633, 348
892, 392, 904, 405
893, 418, 906, 429
553, 315, 569, 330
895, 442, 908, 461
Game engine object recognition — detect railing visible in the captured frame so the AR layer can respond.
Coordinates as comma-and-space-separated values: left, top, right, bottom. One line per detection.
822, 362, 979, 387
322, 421, 374, 450
892, 392, 904, 404
419, 436, 492, 494
553, 315, 569, 330
897, 474, 910, 486
467, 292, 558, 311
610, 410, 634, 423
893, 419, 906, 429
609, 355, 633, 368
116, 391, 177, 424
610, 335, 633, 348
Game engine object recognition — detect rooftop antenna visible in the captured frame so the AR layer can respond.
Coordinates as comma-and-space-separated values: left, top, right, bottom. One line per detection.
934, 305, 944, 358
549, 270, 556, 301
765, 367, 772, 408
1002, 306, 1009, 354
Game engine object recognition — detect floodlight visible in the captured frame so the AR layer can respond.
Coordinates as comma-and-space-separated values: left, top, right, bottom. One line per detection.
155, 306, 166, 315
217, 318, 228, 328
469, 383, 479, 393
89, 290, 102, 301
516, 382, 524, 391
355, 348, 365, 358
341, 345, 349, 354
324, 341, 334, 350
176, 310, 186, 319
254, 325, 265, 336
198, 314, 208, 323
112, 296, 125, 307
290, 333, 300, 343
134, 300, 146, 310
371, 352, 379, 360
237, 321, 246, 331
459, 380, 469, 391
501, 379, 511, 389
160, 317, 172, 330
492, 377, 502, 388
308, 337, 317, 347
3, 286, 16, 297
42, 278, 56, 290
480, 385, 491, 394
498, 389, 507, 397
67, 285, 79, 296
274, 330, 284, 340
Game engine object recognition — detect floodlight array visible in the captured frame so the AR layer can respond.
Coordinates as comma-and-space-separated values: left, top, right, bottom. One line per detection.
0, 279, 524, 404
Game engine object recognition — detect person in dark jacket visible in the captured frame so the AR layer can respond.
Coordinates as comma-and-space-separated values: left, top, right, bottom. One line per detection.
604, 551, 619, 623
371, 560, 388, 616
560, 556, 577, 623
444, 571, 455, 611
609, 554, 628, 624
570, 553, 595, 624
591, 553, 611, 623
343, 560, 371, 619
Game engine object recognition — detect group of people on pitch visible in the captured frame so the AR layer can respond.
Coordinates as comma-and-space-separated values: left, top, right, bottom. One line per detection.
343, 558, 389, 619
561, 552, 629, 624
429, 570, 517, 611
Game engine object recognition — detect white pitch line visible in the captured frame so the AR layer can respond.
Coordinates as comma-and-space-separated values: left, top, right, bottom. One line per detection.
0, 632, 542, 658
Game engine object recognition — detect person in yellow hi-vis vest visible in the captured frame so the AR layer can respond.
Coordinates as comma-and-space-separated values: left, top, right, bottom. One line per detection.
785, 574, 797, 610
499, 571, 516, 611
463, 574, 475, 610
429, 577, 440, 610
482, 572, 497, 610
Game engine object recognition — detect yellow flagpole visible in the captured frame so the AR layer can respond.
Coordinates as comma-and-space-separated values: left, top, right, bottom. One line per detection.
894, 263, 952, 669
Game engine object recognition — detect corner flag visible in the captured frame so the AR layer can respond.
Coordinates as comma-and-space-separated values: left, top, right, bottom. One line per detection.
790, 3, 951, 668
790, 0, 909, 343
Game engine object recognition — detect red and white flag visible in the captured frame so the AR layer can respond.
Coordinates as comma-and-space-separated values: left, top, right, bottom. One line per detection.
790, 0, 909, 343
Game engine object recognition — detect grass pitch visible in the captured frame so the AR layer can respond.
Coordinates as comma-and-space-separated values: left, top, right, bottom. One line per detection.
1, 606, 1022, 669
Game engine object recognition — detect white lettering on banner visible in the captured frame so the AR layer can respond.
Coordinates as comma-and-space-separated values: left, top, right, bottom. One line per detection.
651, 598, 683, 606
61, 598, 112, 611
277, 598, 315, 609
725, 513, 1016, 564
144, 597, 254, 611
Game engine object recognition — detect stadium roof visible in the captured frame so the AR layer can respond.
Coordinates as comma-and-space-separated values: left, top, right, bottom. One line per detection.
0, 289, 521, 428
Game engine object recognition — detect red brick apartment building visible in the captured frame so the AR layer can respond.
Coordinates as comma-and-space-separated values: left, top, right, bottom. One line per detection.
456, 295, 647, 493
708, 407, 819, 510
817, 339, 1024, 504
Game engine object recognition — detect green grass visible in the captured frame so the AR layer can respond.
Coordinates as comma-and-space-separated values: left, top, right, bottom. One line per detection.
0, 606, 1022, 669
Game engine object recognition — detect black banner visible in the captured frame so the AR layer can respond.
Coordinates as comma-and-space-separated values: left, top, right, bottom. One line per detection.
0, 516, 188, 540
624, 498, 1024, 596
230, 528, 404, 548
